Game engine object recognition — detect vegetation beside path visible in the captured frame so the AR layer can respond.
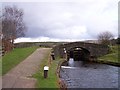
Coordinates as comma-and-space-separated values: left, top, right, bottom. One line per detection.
98, 45, 119, 64
33, 50, 62, 89
2, 46, 38, 75
0, 57, 2, 76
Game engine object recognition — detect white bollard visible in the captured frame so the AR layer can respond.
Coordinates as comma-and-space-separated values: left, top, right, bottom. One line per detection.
44, 66, 49, 78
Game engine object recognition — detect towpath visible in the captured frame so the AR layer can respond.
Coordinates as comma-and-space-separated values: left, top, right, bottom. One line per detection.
2, 48, 50, 88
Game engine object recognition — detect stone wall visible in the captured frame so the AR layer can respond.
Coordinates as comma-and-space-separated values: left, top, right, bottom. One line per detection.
53, 42, 109, 58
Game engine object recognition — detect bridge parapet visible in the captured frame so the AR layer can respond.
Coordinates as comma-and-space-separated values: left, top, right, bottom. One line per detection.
53, 42, 109, 58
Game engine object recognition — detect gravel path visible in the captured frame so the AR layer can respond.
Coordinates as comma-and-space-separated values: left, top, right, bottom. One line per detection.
60, 61, 119, 89
2, 48, 50, 88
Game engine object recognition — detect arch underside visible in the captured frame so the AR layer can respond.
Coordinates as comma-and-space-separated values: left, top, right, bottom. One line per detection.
67, 47, 90, 61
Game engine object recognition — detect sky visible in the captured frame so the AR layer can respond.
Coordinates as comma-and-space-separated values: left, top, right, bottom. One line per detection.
1, 0, 119, 43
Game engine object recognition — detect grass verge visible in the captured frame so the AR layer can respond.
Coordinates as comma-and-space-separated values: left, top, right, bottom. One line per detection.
33, 50, 62, 89
2, 46, 38, 75
0, 57, 2, 76
98, 45, 119, 64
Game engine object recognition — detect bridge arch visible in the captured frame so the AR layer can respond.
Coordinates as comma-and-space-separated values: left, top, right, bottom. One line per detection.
53, 42, 109, 59
67, 47, 90, 61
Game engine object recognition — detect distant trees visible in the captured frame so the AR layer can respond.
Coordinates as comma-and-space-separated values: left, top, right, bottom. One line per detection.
97, 31, 114, 45
1, 5, 26, 53
116, 35, 120, 44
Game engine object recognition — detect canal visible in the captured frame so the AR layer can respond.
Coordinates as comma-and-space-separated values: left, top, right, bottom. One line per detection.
60, 61, 119, 88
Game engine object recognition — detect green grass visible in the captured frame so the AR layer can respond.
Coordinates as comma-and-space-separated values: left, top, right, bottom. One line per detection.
2, 46, 38, 75
33, 50, 61, 89
0, 57, 2, 76
98, 45, 119, 63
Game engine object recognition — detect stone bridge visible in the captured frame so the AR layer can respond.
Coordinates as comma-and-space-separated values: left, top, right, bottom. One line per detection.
53, 42, 109, 60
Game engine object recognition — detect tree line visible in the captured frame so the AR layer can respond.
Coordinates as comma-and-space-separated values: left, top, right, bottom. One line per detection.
97, 31, 119, 45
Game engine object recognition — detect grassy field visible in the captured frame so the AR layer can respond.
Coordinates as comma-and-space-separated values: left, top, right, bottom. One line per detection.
33, 50, 61, 89
2, 46, 38, 75
98, 45, 119, 63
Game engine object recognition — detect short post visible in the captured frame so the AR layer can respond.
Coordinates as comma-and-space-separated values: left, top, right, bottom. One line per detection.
51, 52, 55, 60
63, 48, 67, 60
44, 66, 49, 78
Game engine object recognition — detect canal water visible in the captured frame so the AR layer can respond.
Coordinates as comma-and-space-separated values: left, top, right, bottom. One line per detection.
60, 60, 119, 88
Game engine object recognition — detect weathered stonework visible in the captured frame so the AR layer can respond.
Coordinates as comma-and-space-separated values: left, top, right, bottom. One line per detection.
53, 42, 109, 58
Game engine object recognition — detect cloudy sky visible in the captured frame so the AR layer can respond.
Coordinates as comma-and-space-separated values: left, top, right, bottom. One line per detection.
1, 0, 119, 42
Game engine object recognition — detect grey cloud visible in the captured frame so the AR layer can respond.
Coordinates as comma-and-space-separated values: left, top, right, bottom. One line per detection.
2, 0, 118, 41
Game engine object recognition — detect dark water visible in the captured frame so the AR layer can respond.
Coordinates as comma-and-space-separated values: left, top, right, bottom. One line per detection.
60, 61, 119, 88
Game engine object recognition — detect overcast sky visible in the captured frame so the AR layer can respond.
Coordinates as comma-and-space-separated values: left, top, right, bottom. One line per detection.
1, 0, 119, 42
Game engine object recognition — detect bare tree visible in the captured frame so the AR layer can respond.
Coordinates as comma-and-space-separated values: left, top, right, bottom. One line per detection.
97, 31, 114, 45
2, 5, 26, 52
117, 35, 120, 44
